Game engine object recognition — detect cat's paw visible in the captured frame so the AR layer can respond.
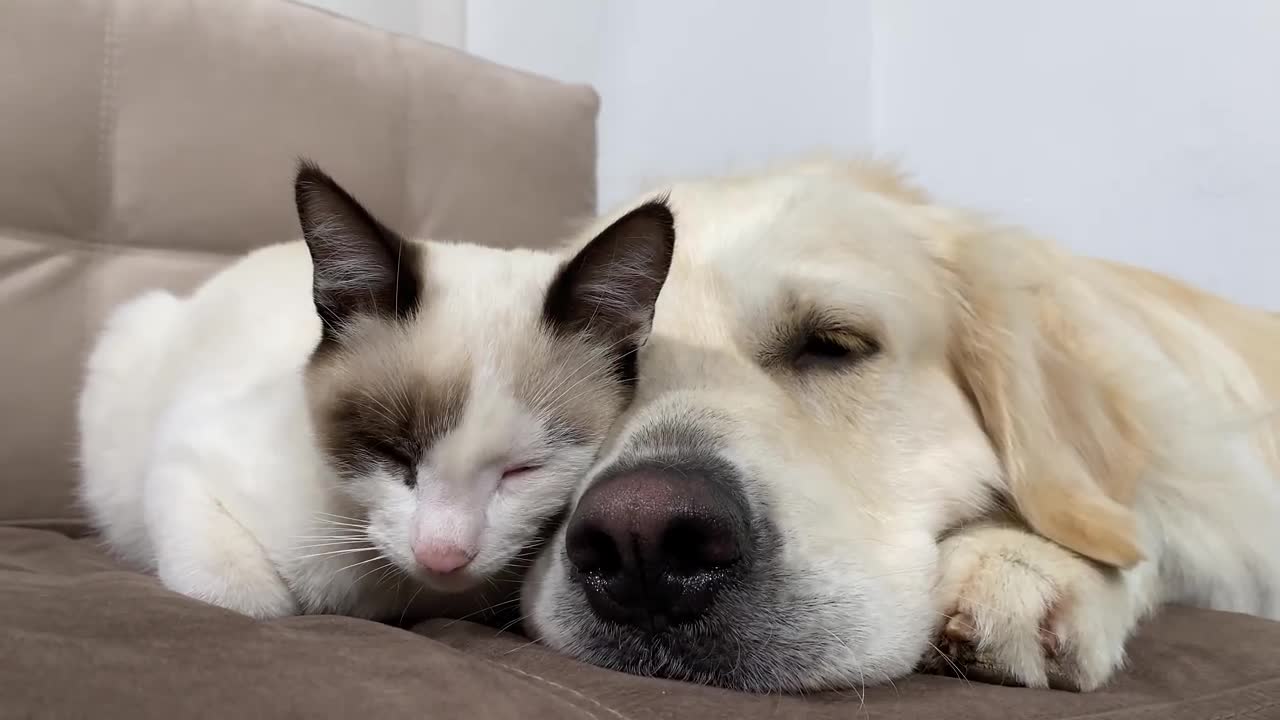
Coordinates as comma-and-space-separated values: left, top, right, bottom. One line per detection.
922, 525, 1136, 691
153, 503, 300, 620
158, 551, 299, 620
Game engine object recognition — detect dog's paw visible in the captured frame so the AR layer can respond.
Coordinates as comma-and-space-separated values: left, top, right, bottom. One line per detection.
922, 525, 1136, 691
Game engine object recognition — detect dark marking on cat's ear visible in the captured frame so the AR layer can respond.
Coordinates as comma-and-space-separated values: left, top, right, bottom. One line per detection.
294, 159, 423, 349
543, 198, 677, 385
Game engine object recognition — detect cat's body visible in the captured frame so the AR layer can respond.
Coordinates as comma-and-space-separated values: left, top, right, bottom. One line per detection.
77, 164, 677, 621
81, 241, 556, 618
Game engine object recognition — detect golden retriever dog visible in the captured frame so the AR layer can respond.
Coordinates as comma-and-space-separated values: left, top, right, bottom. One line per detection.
521, 157, 1280, 693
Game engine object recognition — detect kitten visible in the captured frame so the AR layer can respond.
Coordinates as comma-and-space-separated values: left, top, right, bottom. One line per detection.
77, 162, 675, 620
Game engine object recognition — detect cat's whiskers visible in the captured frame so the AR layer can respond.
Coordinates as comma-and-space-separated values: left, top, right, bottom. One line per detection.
297, 546, 378, 561
496, 612, 529, 635
298, 525, 367, 535
500, 638, 539, 656
298, 527, 366, 535
374, 562, 402, 589
441, 596, 524, 628
292, 525, 369, 545
313, 511, 368, 524
292, 539, 373, 551
398, 582, 427, 626
334, 554, 389, 576
353, 559, 398, 586
298, 524, 371, 547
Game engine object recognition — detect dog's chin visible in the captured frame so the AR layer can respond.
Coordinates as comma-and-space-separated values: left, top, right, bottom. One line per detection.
527, 554, 928, 693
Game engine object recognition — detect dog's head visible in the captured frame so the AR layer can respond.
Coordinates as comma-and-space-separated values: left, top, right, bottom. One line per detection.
523, 159, 1148, 691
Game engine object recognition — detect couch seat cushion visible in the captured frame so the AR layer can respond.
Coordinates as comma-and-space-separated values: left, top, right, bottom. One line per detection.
2, 526, 1278, 719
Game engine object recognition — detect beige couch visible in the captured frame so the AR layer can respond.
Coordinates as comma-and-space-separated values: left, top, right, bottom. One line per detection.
2, 1, 1278, 718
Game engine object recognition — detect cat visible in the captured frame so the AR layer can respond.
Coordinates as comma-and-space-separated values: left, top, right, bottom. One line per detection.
77, 161, 676, 621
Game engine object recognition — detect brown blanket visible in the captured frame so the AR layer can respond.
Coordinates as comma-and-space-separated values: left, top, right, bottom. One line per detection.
3, 526, 1278, 719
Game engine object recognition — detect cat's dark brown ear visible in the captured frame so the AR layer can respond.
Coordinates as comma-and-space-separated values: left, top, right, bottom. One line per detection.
294, 160, 422, 348
543, 199, 677, 385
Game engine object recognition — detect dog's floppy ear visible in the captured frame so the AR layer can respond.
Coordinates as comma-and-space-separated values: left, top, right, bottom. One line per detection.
932, 218, 1150, 569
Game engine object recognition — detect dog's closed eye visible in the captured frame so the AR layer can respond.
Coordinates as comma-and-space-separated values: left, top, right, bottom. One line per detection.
793, 330, 880, 371
759, 305, 881, 372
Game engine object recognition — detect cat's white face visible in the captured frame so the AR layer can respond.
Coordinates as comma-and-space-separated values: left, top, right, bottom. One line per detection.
295, 165, 677, 594
306, 244, 625, 592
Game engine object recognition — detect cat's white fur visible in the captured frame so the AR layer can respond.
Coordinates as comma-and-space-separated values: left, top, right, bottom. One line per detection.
79, 240, 576, 618
78, 164, 676, 622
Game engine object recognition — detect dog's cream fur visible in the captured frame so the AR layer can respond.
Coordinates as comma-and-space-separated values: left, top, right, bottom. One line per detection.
525, 157, 1280, 691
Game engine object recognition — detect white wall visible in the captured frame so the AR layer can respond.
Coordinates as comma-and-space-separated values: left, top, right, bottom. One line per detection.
465, 2, 872, 212
871, 0, 1280, 309
297, 0, 1280, 309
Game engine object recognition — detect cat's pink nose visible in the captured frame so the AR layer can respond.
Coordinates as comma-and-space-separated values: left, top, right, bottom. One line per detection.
412, 543, 474, 574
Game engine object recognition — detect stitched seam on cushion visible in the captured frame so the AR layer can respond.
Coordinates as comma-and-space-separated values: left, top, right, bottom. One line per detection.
60, 0, 122, 527
484, 659, 632, 720
91, 0, 120, 275
486, 663, 599, 720
94, 1, 118, 250
0, 223, 242, 260
1211, 699, 1280, 720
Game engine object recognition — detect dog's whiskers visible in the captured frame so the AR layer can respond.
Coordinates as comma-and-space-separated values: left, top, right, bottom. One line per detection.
820, 627, 866, 709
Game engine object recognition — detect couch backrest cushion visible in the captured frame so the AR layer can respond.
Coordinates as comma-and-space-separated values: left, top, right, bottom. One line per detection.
0, 0, 598, 527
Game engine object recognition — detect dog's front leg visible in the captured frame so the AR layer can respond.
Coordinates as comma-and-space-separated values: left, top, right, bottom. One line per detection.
922, 523, 1160, 691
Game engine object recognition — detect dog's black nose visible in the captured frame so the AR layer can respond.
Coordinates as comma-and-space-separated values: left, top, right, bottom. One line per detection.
565, 463, 750, 632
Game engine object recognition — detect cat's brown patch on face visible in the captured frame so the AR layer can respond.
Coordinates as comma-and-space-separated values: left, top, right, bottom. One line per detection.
304, 299, 636, 489
306, 319, 470, 486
